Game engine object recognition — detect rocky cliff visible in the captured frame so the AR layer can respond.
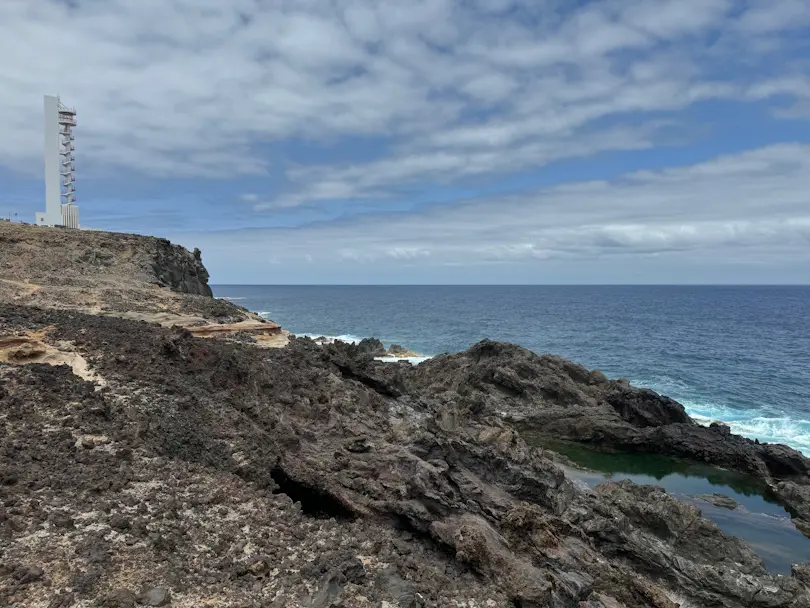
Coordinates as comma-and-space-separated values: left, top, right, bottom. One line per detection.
0, 222, 210, 299
2, 305, 809, 607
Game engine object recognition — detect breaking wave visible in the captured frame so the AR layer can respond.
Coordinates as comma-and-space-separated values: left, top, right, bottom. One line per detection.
297, 333, 366, 344
633, 375, 810, 455
294, 333, 432, 365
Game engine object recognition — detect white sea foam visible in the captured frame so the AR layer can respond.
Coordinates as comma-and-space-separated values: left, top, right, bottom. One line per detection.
633, 376, 810, 455
256, 311, 273, 318
297, 333, 366, 344
374, 355, 432, 365
294, 333, 432, 365
218, 296, 246, 301
688, 408, 810, 455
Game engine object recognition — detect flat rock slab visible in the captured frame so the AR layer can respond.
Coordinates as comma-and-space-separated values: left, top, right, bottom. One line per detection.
695, 493, 739, 510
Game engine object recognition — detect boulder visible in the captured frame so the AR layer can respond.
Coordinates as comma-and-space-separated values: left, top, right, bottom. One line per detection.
604, 384, 692, 427
356, 338, 386, 357
387, 344, 421, 358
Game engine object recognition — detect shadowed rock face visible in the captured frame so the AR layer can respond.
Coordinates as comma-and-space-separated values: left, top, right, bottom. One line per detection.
2, 308, 809, 607
148, 240, 212, 296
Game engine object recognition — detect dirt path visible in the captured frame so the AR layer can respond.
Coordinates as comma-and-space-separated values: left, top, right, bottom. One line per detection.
0, 277, 42, 296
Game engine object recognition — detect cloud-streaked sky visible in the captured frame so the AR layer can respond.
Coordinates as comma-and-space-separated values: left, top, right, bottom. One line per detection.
2, 0, 809, 284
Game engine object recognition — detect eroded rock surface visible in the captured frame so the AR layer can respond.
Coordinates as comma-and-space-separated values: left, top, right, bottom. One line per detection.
405, 340, 810, 523
0, 223, 252, 323
2, 307, 809, 607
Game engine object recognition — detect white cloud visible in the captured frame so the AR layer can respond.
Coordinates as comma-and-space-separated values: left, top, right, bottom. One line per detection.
183, 143, 810, 279
1, 0, 807, 189
736, 0, 810, 32
4, 0, 810, 284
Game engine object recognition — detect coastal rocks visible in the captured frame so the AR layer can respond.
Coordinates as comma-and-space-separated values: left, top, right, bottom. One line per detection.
0, 222, 259, 323
758, 442, 810, 478
773, 481, 810, 533
711, 421, 732, 434
589, 481, 763, 574
101, 589, 138, 607
356, 337, 387, 357
694, 493, 739, 510
407, 339, 810, 486
794, 563, 810, 586
603, 384, 692, 427
2, 307, 810, 607
148, 237, 212, 296
328, 337, 423, 359
388, 343, 421, 358
388, 343, 409, 355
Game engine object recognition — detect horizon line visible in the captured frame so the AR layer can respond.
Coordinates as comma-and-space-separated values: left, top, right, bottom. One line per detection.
209, 283, 810, 287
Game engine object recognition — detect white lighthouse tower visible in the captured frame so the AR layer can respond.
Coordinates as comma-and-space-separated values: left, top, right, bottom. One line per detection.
36, 95, 79, 228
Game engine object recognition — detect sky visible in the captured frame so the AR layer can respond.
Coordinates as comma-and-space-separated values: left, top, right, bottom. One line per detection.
1, 0, 810, 284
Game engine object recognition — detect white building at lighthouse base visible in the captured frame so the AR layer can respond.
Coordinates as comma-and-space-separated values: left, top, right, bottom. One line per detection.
35, 204, 79, 229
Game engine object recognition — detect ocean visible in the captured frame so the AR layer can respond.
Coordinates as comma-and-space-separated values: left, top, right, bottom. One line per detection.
212, 285, 810, 455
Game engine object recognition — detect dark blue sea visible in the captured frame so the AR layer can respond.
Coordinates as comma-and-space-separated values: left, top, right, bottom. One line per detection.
213, 285, 810, 455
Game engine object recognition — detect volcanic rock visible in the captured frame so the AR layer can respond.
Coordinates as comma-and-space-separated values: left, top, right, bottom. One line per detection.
694, 493, 739, 510
356, 337, 387, 357
2, 229, 810, 607
405, 339, 810, 519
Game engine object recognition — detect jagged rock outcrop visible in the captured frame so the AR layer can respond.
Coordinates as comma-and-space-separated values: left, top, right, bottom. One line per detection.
2, 308, 809, 607
355, 337, 387, 357
388, 343, 422, 358
146, 239, 212, 296
405, 340, 810, 478
405, 339, 810, 533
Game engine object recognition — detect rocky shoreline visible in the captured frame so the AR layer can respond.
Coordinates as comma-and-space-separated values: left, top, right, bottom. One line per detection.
2, 226, 810, 607
309, 336, 425, 360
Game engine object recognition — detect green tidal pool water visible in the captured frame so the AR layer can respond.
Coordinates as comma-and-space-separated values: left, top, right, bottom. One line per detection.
525, 436, 810, 574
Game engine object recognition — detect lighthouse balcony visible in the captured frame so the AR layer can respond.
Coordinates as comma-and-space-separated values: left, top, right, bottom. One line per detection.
58, 113, 77, 127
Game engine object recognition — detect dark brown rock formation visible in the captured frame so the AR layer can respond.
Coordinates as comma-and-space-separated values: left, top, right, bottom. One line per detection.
2, 309, 809, 607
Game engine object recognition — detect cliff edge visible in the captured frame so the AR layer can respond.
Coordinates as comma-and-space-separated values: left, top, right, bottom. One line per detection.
0, 222, 287, 346
0, 222, 205, 306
